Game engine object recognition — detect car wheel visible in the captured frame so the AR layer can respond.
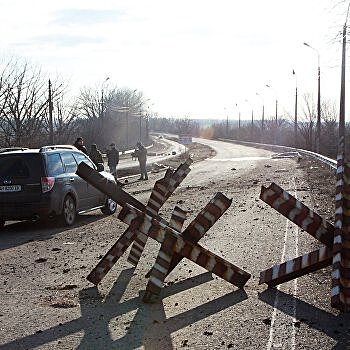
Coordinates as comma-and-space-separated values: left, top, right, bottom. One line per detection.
62, 195, 76, 226
101, 198, 117, 215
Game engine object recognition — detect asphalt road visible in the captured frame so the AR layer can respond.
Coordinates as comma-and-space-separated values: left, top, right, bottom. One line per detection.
117, 138, 186, 171
0, 138, 347, 350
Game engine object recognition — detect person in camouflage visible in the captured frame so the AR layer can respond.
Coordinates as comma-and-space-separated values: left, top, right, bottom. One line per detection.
107, 143, 119, 178
89, 144, 103, 166
135, 142, 148, 180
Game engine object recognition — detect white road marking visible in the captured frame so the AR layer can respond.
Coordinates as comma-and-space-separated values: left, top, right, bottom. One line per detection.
267, 178, 299, 350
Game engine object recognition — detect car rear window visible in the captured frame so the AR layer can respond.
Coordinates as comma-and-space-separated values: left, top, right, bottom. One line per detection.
47, 153, 64, 176
0, 154, 43, 179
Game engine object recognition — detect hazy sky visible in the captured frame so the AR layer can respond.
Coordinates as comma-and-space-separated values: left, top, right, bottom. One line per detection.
0, 0, 348, 120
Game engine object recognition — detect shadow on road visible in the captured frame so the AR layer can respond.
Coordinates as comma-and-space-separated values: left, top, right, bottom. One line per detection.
0, 270, 248, 350
0, 213, 109, 251
258, 289, 350, 349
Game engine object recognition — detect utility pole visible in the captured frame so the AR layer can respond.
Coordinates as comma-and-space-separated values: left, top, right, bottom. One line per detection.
317, 59, 321, 153
146, 114, 150, 140
48, 79, 54, 145
126, 109, 129, 149
226, 114, 229, 138
293, 70, 298, 147
339, 23, 347, 145
304, 42, 321, 152
275, 99, 278, 124
235, 103, 241, 129
139, 113, 142, 141
101, 89, 104, 118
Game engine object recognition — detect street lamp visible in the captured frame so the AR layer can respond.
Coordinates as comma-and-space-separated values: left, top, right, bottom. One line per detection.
339, 21, 348, 148
245, 99, 254, 139
112, 106, 129, 149
265, 84, 278, 123
235, 103, 241, 129
101, 77, 110, 118
304, 42, 321, 153
265, 84, 278, 144
125, 89, 137, 148
138, 99, 151, 142
48, 79, 54, 144
256, 92, 265, 131
293, 69, 298, 147
224, 107, 229, 137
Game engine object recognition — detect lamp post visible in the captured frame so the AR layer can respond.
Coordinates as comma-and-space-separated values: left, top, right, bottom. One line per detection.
138, 99, 151, 142
339, 21, 348, 150
101, 77, 110, 118
265, 84, 278, 123
125, 89, 137, 149
265, 84, 278, 144
235, 103, 241, 129
256, 92, 265, 131
48, 79, 54, 144
245, 99, 254, 140
293, 69, 298, 147
304, 42, 321, 153
112, 106, 129, 149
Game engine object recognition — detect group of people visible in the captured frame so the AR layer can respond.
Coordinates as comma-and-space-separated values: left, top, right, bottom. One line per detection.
73, 137, 148, 180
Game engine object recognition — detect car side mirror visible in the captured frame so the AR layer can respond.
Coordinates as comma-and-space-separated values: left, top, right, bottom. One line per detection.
96, 163, 104, 172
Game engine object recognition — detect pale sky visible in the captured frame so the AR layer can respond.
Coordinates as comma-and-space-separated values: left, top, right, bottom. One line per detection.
0, 0, 348, 120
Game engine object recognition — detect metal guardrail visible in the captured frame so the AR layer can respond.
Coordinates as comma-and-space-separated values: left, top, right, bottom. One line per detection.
218, 138, 337, 170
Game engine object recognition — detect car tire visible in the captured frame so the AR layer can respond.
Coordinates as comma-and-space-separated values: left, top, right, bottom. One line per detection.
101, 198, 117, 215
62, 195, 76, 226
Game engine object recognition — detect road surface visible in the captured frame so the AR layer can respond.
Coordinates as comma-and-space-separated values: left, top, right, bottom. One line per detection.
0, 138, 346, 350
117, 138, 186, 172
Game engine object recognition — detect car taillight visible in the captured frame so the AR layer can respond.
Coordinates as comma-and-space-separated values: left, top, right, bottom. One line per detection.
41, 177, 55, 193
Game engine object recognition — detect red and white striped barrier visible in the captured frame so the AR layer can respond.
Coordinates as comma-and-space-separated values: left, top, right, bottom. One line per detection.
127, 158, 192, 266
81, 159, 192, 285
260, 176, 350, 312
259, 183, 333, 288
331, 148, 350, 311
119, 200, 251, 292
143, 206, 187, 303
260, 182, 333, 247
260, 246, 332, 287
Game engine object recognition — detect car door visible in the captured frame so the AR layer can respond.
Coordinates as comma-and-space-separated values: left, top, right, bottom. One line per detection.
60, 152, 89, 210
73, 152, 105, 207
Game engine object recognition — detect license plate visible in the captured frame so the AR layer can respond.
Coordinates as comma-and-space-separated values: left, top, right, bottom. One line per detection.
0, 185, 22, 192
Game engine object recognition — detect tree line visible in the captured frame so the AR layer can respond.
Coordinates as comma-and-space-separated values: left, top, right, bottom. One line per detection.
0, 58, 152, 151
0, 56, 346, 159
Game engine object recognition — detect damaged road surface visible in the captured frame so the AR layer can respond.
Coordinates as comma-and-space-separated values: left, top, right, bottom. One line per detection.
0, 138, 346, 350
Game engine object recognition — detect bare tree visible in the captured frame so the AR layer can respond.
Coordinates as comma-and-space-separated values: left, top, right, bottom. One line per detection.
297, 93, 316, 150
76, 85, 146, 149
0, 59, 65, 147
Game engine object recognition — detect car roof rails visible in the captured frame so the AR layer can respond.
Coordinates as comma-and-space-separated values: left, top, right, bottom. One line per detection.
0, 147, 29, 153
39, 145, 78, 152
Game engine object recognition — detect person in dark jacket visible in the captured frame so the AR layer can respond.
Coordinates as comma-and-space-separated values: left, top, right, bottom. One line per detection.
89, 144, 103, 166
73, 137, 88, 155
135, 142, 148, 180
107, 143, 119, 178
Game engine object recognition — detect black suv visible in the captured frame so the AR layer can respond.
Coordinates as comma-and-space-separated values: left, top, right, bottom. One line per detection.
0, 145, 117, 228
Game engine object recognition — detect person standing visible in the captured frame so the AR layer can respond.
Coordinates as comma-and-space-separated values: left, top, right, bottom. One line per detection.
107, 143, 119, 178
135, 142, 148, 180
89, 144, 103, 166
73, 137, 88, 154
